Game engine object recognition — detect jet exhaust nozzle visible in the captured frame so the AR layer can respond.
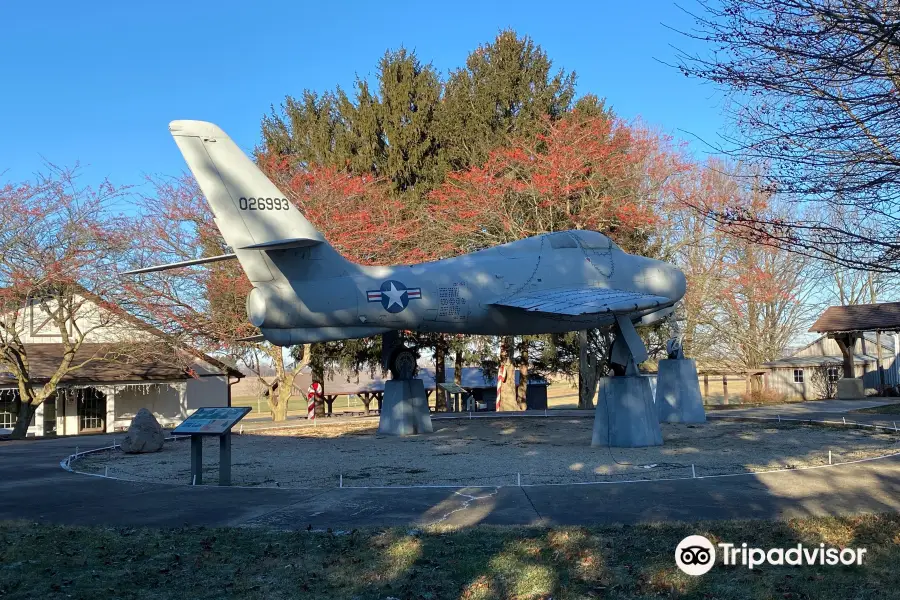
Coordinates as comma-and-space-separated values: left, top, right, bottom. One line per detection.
246, 285, 295, 329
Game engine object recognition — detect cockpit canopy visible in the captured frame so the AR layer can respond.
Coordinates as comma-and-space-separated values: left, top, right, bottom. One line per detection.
546, 230, 616, 250
494, 230, 619, 257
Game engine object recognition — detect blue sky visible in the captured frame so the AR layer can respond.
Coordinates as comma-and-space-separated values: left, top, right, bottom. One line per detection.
1, 1, 725, 189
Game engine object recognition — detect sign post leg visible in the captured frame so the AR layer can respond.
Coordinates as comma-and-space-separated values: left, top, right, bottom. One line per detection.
190, 435, 202, 485
219, 432, 231, 486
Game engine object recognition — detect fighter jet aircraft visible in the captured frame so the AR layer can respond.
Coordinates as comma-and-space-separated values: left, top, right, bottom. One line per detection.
127, 121, 687, 375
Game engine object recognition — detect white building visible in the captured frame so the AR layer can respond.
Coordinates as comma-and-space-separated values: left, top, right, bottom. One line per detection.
763, 332, 899, 401
0, 291, 242, 437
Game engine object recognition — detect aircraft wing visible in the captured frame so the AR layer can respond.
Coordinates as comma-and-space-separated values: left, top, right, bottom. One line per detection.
489, 287, 671, 316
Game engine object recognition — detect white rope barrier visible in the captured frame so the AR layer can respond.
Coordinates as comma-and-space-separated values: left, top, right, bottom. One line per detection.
61, 412, 900, 491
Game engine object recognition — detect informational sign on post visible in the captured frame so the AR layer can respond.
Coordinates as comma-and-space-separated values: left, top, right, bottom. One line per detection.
173, 407, 251, 436
172, 407, 251, 486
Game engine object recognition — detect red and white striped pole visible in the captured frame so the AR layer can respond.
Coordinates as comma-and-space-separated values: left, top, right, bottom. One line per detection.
307, 382, 322, 420
496, 364, 506, 412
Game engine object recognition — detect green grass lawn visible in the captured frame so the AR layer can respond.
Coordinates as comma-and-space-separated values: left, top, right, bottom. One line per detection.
2, 514, 897, 599
852, 403, 900, 415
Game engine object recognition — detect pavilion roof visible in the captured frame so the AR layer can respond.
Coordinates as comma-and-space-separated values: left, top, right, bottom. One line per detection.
809, 302, 900, 334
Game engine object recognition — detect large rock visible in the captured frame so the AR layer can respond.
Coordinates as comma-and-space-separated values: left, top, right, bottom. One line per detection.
837, 378, 865, 400
120, 408, 165, 453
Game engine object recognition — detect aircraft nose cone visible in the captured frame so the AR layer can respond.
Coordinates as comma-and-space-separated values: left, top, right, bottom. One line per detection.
644, 263, 686, 301
671, 267, 686, 301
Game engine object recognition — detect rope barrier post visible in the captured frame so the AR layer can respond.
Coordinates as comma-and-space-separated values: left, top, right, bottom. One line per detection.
517, 472, 521, 487
692, 464, 696, 479
829, 450, 832, 465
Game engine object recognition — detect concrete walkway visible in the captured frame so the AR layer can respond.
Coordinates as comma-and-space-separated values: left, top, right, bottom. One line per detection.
3, 399, 900, 530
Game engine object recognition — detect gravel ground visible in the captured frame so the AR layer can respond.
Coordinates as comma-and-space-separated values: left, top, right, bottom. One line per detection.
76, 418, 900, 488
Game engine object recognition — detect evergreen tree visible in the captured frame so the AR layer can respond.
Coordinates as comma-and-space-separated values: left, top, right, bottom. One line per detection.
262, 49, 442, 204
262, 90, 345, 168
438, 30, 577, 171
375, 48, 443, 200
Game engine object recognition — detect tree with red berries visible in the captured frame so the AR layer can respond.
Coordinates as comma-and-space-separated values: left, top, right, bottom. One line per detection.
0, 166, 133, 438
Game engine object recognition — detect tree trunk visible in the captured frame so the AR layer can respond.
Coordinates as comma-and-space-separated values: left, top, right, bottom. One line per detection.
308, 343, 326, 418
516, 340, 529, 410
835, 335, 855, 379
361, 393, 372, 415
751, 373, 763, 395
496, 336, 517, 412
267, 382, 289, 422
435, 337, 447, 411
578, 330, 598, 409
10, 401, 35, 439
269, 351, 290, 421
275, 383, 292, 421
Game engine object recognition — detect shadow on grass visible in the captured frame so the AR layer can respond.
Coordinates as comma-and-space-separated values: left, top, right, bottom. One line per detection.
2, 514, 900, 599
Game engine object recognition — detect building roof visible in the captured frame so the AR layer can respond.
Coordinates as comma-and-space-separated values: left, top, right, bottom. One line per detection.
787, 331, 895, 358
763, 355, 878, 369
809, 302, 900, 334
74, 288, 243, 379
0, 343, 234, 387
0, 285, 243, 380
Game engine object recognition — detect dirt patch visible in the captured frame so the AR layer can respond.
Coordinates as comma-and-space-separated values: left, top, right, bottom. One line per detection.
76, 418, 900, 488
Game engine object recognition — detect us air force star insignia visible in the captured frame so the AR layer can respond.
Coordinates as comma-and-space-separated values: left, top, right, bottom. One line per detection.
366, 280, 422, 313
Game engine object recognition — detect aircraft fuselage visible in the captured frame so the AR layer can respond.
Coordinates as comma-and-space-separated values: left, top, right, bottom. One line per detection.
250, 231, 686, 345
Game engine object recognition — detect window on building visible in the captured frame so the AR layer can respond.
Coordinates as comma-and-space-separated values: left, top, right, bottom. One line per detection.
793, 369, 804, 383
0, 390, 20, 429
827, 366, 840, 383
77, 387, 106, 432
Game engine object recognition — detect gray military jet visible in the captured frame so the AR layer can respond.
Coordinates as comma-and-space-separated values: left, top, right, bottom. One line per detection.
127, 121, 686, 375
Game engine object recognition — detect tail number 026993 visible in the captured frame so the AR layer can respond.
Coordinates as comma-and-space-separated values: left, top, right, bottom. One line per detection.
238, 197, 290, 211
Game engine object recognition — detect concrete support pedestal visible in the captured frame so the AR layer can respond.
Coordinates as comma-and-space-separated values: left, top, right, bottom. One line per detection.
837, 378, 865, 399
592, 376, 662, 447
656, 359, 707, 423
378, 379, 433, 436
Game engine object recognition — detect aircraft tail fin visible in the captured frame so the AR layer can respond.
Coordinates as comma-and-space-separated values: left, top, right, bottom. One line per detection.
169, 120, 341, 282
